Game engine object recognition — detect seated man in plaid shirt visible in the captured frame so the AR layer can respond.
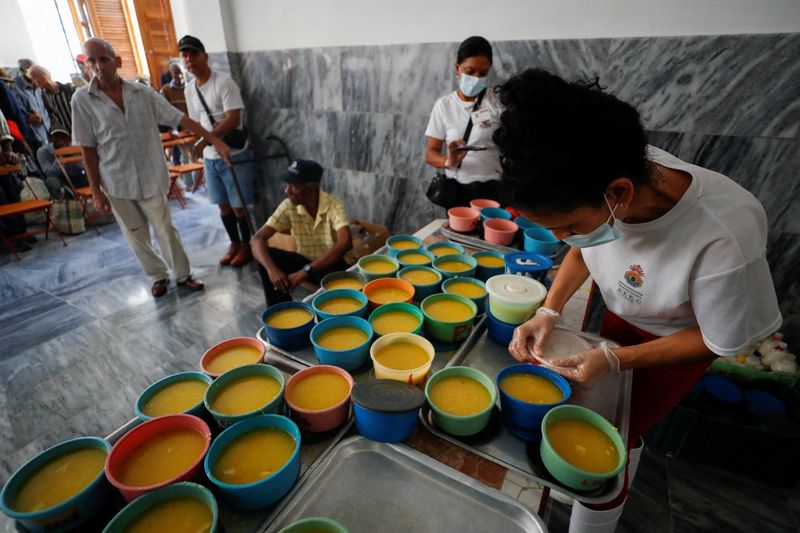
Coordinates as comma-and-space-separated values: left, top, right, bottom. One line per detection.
252, 159, 352, 306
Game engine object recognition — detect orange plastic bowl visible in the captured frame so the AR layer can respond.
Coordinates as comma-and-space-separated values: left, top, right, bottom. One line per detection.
447, 207, 480, 233
362, 278, 415, 311
484, 218, 519, 245
470, 198, 500, 210
199, 337, 266, 378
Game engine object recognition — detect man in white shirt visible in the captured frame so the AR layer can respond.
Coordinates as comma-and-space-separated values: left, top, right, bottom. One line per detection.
181, 35, 257, 268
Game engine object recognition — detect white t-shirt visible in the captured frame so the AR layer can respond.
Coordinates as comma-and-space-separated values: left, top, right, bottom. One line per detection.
582, 146, 782, 356
185, 70, 246, 159
425, 90, 502, 185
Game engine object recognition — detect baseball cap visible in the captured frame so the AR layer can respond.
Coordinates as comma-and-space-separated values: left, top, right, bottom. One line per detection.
178, 35, 206, 53
49, 128, 71, 137
282, 159, 323, 185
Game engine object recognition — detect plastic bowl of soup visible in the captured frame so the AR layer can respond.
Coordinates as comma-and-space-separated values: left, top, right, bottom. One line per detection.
396, 248, 435, 268
524, 227, 560, 256
397, 265, 442, 302
204, 364, 286, 428
362, 277, 415, 310
312, 288, 369, 321
105, 414, 212, 503
261, 302, 316, 351
447, 207, 480, 232
426, 241, 465, 258
442, 276, 487, 315
368, 302, 424, 337
473, 251, 506, 281
420, 293, 478, 343
310, 316, 374, 371
425, 366, 498, 437
100, 482, 218, 533
284, 365, 354, 433
204, 414, 301, 510
540, 405, 627, 491
484, 218, 519, 246
357, 254, 400, 281
200, 337, 266, 378
320, 271, 366, 292
135, 372, 213, 422
497, 364, 571, 442
0, 437, 112, 533
470, 198, 500, 210
370, 332, 435, 385
279, 517, 349, 533
386, 234, 424, 256
432, 254, 477, 280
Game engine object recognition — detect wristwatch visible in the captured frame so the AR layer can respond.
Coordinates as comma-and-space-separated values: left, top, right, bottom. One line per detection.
303, 263, 313, 274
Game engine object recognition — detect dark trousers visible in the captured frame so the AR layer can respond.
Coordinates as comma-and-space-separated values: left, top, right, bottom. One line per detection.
0, 174, 26, 236
434, 177, 505, 210
262, 248, 349, 307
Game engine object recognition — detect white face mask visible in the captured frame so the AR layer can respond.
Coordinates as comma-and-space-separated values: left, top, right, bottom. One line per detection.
562, 195, 622, 248
458, 72, 487, 97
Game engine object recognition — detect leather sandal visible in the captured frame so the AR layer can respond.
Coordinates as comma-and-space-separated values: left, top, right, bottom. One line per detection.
151, 279, 168, 298
178, 277, 205, 291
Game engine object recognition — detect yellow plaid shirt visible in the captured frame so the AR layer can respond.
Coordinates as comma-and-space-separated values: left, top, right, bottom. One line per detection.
265, 191, 350, 260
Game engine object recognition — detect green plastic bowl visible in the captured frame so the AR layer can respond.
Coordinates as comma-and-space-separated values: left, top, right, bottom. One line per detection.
101, 482, 218, 532
420, 293, 477, 343
540, 405, 627, 491
425, 366, 497, 437
397, 266, 442, 302
368, 302, 424, 337
432, 254, 477, 280
357, 254, 400, 281
279, 517, 349, 533
442, 276, 487, 315
204, 364, 285, 428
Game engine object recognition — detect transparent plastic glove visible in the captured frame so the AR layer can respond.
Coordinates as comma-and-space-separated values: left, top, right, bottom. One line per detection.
508, 307, 560, 363
548, 341, 621, 389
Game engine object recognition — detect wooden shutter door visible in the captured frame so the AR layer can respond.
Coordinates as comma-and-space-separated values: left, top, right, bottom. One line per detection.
84, 0, 140, 80
132, 0, 178, 89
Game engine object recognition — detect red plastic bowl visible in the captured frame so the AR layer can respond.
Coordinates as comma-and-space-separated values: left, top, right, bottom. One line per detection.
447, 207, 480, 232
284, 366, 354, 433
484, 218, 519, 245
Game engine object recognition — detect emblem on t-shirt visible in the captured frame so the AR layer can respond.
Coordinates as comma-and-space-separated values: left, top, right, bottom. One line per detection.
624, 264, 645, 288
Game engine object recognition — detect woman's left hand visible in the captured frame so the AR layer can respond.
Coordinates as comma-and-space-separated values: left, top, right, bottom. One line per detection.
548, 342, 621, 389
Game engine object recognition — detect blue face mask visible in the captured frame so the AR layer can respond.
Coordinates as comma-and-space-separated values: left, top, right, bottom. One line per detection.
458, 73, 487, 97
562, 195, 622, 248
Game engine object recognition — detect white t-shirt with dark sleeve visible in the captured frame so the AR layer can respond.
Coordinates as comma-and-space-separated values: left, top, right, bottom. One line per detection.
581, 146, 782, 356
184, 70, 246, 159
425, 90, 502, 185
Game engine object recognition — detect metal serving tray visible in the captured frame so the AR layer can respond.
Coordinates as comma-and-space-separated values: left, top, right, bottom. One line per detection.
440, 222, 569, 264
420, 320, 632, 504
265, 436, 546, 533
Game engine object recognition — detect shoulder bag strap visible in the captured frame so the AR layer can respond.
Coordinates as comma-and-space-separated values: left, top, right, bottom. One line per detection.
194, 84, 217, 127
457, 89, 486, 169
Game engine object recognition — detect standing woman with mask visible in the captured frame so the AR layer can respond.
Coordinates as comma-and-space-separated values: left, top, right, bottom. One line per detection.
424, 36, 503, 209
494, 69, 782, 532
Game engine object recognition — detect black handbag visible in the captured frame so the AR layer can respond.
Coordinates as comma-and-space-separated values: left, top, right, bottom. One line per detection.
195, 84, 249, 150
425, 90, 485, 208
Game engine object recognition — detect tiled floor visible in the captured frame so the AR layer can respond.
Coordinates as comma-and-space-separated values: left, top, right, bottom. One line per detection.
1, 193, 798, 532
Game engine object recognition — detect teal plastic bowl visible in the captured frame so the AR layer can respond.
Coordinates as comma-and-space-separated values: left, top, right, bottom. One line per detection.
312, 288, 369, 321
357, 254, 400, 281
442, 276, 487, 315
425, 366, 498, 437
135, 371, 213, 421
397, 265, 442, 302
396, 248, 435, 268
540, 405, 627, 491
101, 482, 218, 532
426, 241, 465, 258
0, 437, 113, 533
473, 251, 507, 281
310, 315, 374, 371
204, 364, 285, 428
386, 234, 424, 257
432, 254, 477, 280
279, 517, 349, 533
420, 293, 478, 343
368, 302, 424, 337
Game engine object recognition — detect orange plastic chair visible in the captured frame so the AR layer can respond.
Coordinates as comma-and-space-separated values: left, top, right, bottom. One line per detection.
53, 146, 102, 234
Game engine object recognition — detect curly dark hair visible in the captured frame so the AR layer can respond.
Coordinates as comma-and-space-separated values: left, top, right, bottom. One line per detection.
493, 69, 649, 213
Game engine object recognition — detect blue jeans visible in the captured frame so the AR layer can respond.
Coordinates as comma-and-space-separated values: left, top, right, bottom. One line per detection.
205, 148, 256, 208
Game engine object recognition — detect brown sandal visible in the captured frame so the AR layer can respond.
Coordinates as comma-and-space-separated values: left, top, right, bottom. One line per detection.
178, 277, 205, 291
151, 279, 168, 298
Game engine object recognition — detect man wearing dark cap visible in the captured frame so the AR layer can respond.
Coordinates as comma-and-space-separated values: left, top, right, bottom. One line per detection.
251, 159, 352, 306
180, 34, 257, 267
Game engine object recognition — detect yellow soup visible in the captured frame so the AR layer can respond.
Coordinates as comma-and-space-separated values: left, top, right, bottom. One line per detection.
400, 252, 430, 265
371, 311, 420, 335
316, 326, 369, 350
12, 447, 107, 513
430, 246, 459, 257
429, 376, 492, 416
266, 308, 314, 329
206, 345, 262, 375
210, 374, 282, 415
362, 260, 396, 274
446, 281, 486, 299
213, 428, 295, 485
500, 373, 564, 404
288, 372, 350, 410
326, 278, 364, 291
424, 299, 474, 322
547, 419, 619, 474
391, 239, 420, 250
436, 260, 471, 272
374, 342, 429, 370
369, 287, 411, 305
318, 297, 363, 315
142, 379, 209, 418
118, 429, 205, 487
400, 269, 439, 285
476, 255, 505, 268
125, 497, 213, 533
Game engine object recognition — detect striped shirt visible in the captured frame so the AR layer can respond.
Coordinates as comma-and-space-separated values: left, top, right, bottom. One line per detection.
43, 82, 75, 133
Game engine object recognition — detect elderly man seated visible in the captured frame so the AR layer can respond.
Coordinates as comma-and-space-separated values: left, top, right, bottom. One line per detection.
252, 159, 352, 306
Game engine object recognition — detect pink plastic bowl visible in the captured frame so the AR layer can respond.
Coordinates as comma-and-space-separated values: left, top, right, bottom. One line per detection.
199, 337, 266, 378
105, 414, 212, 503
484, 218, 519, 245
470, 199, 500, 210
448, 207, 480, 232
284, 365, 354, 433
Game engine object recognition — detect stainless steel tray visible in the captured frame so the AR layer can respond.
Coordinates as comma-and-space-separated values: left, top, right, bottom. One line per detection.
420, 320, 631, 504
265, 436, 546, 533
440, 222, 569, 264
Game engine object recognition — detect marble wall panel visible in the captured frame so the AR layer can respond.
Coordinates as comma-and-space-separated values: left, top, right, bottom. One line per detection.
491, 38, 611, 85
324, 169, 406, 229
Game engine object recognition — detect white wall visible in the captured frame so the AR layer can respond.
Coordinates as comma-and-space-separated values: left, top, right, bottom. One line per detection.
0, 0, 36, 67
170, 0, 230, 52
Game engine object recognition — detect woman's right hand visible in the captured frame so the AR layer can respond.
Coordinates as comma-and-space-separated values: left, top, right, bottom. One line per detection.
509, 308, 560, 363
446, 140, 468, 167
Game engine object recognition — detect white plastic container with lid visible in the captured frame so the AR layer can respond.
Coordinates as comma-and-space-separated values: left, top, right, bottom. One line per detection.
485, 274, 547, 325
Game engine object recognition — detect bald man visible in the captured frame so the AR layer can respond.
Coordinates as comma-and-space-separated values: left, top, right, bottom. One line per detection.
71, 38, 232, 297
29, 65, 75, 133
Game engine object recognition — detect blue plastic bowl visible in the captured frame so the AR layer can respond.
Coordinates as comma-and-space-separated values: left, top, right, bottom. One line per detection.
745, 390, 786, 416
396, 248, 435, 268
204, 414, 301, 510
387, 234, 424, 257
524, 227, 559, 256
397, 266, 442, 302
310, 315, 374, 371
261, 302, 316, 350
702, 375, 742, 413
204, 364, 286, 428
443, 276, 487, 315
504, 251, 553, 284
432, 254, 478, 280
311, 288, 368, 321
101, 482, 218, 532
514, 216, 538, 241
353, 402, 417, 443
473, 251, 506, 281
426, 241, 465, 257
135, 371, 213, 421
486, 307, 517, 345
497, 364, 571, 442
1, 437, 113, 533
479, 207, 512, 222
351, 380, 425, 443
